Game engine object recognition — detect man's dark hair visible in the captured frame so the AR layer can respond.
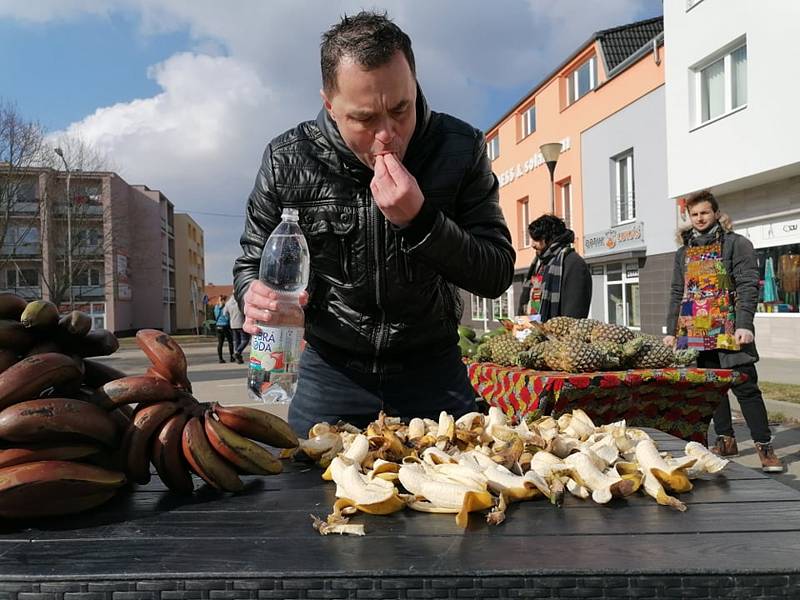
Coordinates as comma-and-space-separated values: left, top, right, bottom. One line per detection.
684, 189, 719, 212
321, 10, 416, 94
528, 214, 567, 245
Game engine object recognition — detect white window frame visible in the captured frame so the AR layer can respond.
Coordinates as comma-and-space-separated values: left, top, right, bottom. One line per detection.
568, 56, 597, 105
521, 104, 536, 139
75, 266, 102, 288
613, 151, 635, 225
560, 181, 573, 230
487, 135, 500, 161
471, 294, 487, 321
603, 262, 641, 330
491, 287, 514, 322
520, 198, 531, 248
692, 41, 747, 128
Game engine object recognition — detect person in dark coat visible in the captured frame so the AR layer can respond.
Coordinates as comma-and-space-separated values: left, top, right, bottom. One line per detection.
664, 190, 783, 473
516, 214, 591, 321
234, 11, 514, 436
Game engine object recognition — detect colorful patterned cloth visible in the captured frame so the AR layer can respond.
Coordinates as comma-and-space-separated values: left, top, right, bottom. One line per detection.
467, 362, 745, 444
676, 241, 739, 351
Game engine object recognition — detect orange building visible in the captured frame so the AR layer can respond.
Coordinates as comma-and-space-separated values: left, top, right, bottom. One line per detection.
464, 17, 665, 331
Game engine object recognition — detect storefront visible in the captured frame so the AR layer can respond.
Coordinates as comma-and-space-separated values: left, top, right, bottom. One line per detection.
584, 221, 646, 330
735, 213, 800, 358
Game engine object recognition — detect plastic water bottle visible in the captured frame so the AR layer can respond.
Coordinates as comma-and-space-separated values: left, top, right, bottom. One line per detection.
247, 208, 310, 404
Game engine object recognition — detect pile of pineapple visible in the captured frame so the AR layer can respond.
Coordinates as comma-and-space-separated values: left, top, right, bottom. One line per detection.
462, 317, 697, 373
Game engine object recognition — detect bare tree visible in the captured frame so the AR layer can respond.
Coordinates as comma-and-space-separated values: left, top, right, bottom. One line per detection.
41, 135, 114, 310
0, 101, 46, 283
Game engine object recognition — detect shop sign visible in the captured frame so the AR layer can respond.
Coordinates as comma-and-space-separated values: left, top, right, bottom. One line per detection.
498, 137, 571, 187
739, 216, 800, 249
583, 221, 645, 258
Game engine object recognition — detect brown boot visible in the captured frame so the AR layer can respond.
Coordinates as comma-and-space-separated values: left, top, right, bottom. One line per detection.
755, 442, 785, 473
710, 435, 739, 457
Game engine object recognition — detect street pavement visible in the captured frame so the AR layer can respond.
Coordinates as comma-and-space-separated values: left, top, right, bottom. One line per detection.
97, 339, 800, 491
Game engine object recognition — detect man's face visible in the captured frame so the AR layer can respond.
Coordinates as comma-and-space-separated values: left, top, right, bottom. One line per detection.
688, 200, 719, 232
531, 239, 548, 256
321, 51, 417, 169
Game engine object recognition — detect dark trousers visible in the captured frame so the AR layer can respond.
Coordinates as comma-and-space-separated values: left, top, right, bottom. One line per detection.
232, 328, 250, 356
216, 325, 234, 360
698, 351, 772, 443
288, 344, 478, 438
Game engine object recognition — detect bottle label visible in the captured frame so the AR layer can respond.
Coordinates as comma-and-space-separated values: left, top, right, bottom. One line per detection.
249, 327, 302, 375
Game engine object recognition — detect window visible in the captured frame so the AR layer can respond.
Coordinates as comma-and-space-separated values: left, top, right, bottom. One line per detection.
1, 226, 40, 255
559, 181, 572, 230
491, 288, 514, 322
74, 267, 102, 287
604, 262, 640, 328
4, 268, 38, 288
567, 56, 597, 105
471, 294, 487, 320
487, 135, 500, 161
756, 243, 800, 314
518, 197, 531, 248
613, 151, 635, 224
695, 42, 747, 125
520, 105, 536, 139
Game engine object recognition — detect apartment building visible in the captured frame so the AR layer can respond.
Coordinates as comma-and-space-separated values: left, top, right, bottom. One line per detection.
465, 17, 665, 332
665, 0, 800, 358
0, 166, 187, 334
174, 213, 206, 334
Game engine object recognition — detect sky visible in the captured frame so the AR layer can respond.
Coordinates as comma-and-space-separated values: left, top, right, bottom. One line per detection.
1, 0, 663, 284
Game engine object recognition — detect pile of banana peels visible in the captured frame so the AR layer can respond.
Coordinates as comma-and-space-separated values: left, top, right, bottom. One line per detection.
299, 408, 729, 535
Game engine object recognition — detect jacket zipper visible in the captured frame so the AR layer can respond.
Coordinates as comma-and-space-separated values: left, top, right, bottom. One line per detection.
370, 191, 386, 373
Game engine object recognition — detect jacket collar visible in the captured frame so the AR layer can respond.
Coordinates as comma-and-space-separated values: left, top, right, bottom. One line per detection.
316, 83, 432, 179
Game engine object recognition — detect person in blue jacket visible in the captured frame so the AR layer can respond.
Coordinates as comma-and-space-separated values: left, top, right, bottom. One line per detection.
214, 295, 235, 364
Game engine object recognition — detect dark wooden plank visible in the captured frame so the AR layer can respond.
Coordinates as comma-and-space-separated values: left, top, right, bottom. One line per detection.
1, 530, 799, 579
4, 494, 800, 542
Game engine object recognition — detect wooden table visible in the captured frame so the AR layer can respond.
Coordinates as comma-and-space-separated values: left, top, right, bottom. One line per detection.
468, 363, 745, 443
0, 429, 798, 599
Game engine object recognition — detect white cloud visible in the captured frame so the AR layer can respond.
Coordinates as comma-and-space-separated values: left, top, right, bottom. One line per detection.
25, 0, 661, 282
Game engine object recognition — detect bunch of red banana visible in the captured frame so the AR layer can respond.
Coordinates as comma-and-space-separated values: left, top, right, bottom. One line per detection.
0, 293, 126, 518
96, 328, 299, 494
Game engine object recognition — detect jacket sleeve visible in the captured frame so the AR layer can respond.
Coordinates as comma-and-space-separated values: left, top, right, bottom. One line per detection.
559, 252, 592, 318
666, 248, 685, 335
730, 235, 759, 332
233, 145, 282, 307
398, 132, 515, 299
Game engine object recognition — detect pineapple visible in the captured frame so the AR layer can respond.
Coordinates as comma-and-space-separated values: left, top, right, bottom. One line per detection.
629, 335, 677, 369
590, 322, 636, 345
474, 342, 493, 363
572, 318, 602, 342
673, 348, 699, 367
591, 339, 625, 370
543, 339, 605, 373
488, 334, 525, 367
542, 316, 577, 339
516, 341, 548, 370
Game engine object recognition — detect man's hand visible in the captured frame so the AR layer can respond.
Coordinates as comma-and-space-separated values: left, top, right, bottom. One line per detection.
242, 280, 308, 335
735, 328, 754, 345
663, 335, 676, 348
370, 153, 424, 226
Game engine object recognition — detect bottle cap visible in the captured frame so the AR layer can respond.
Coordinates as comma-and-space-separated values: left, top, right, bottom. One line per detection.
282, 207, 299, 221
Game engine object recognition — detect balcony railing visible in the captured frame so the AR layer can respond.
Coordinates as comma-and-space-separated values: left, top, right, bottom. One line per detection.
1, 286, 41, 300
0, 243, 41, 256
8, 201, 39, 215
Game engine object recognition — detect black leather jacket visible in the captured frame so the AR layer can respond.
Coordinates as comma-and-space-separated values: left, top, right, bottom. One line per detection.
234, 87, 514, 373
